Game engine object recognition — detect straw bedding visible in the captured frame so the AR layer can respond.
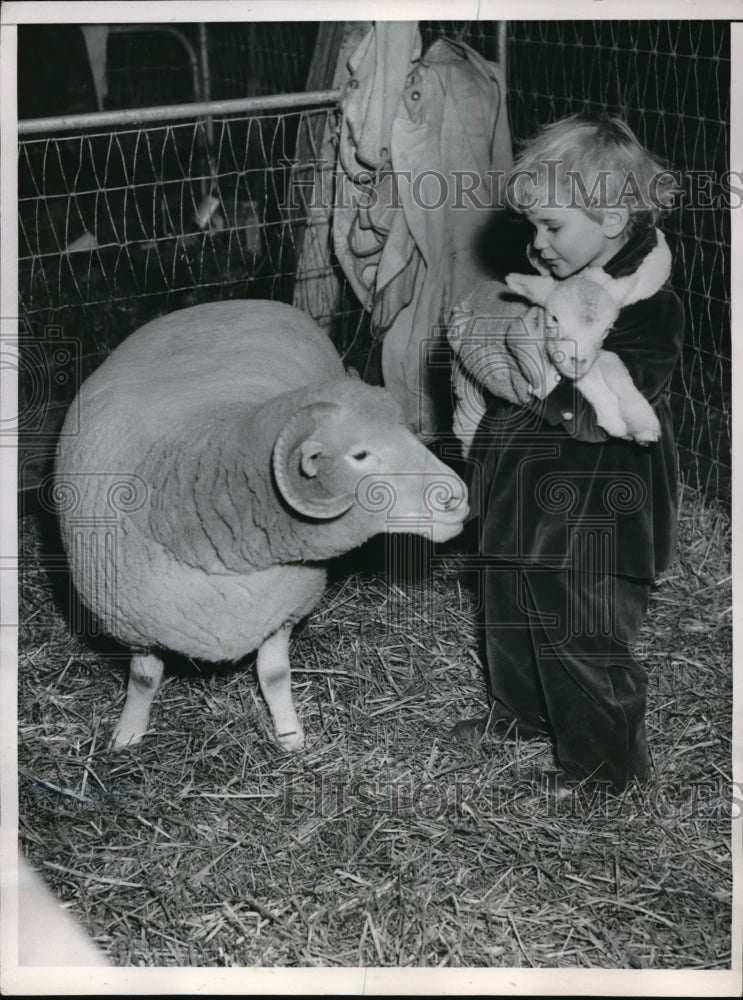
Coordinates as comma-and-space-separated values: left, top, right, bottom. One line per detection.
17, 483, 732, 968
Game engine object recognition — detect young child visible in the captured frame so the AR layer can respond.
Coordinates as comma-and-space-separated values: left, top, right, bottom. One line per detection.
454, 116, 684, 794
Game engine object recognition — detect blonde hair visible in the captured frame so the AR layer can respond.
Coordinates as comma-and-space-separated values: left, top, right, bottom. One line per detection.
507, 115, 681, 231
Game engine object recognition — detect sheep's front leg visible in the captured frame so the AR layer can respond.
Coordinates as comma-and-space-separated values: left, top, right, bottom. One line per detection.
256, 625, 304, 751
111, 650, 164, 747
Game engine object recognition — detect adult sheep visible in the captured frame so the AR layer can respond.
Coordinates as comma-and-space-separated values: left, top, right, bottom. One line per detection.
54, 300, 468, 752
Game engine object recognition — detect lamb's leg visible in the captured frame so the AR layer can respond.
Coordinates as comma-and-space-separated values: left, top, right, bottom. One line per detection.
111, 650, 164, 747
594, 350, 661, 443
256, 625, 304, 751
577, 360, 629, 437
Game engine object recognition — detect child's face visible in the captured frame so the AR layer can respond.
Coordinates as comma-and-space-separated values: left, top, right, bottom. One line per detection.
526, 205, 628, 278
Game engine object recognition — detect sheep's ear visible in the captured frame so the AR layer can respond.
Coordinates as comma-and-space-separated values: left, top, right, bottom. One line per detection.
273, 403, 354, 519
505, 273, 556, 307
346, 366, 361, 380
299, 439, 323, 478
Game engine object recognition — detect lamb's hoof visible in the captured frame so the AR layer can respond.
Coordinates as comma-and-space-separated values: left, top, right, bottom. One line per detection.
633, 427, 661, 445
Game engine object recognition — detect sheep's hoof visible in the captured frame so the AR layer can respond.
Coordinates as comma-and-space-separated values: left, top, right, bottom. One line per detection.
276, 729, 305, 752
110, 725, 145, 749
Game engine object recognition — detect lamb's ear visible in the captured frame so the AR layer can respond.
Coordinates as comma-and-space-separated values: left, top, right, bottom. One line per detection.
505, 273, 556, 307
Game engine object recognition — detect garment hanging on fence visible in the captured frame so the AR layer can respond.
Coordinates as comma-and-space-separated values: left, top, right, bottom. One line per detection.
333, 25, 513, 435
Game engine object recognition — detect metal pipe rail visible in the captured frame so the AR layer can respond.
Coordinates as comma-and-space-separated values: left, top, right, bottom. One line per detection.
18, 89, 343, 135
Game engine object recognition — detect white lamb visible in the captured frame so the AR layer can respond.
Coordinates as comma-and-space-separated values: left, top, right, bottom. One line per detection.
54, 300, 468, 752
506, 270, 662, 439
449, 229, 674, 456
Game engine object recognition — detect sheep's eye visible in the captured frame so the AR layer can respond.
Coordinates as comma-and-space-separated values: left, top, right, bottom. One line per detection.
351, 449, 370, 461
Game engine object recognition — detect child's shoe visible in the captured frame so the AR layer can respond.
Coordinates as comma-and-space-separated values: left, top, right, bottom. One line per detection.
452, 703, 549, 743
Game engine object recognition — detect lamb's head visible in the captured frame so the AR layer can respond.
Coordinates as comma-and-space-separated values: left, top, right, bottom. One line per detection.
271, 379, 469, 548
505, 271, 621, 379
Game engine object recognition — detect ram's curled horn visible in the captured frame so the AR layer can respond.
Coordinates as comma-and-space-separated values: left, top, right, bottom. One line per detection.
272, 402, 355, 520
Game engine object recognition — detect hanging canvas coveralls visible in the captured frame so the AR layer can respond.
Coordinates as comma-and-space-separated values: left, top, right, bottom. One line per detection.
333, 24, 512, 435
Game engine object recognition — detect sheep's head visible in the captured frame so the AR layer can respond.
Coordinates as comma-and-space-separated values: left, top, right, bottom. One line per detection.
505, 272, 620, 378
271, 381, 468, 545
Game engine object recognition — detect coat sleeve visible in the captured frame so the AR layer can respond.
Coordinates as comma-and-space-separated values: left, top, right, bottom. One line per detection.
536, 287, 685, 442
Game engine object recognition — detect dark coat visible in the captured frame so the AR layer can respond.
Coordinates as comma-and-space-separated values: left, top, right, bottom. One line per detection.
467, 226, 685, 579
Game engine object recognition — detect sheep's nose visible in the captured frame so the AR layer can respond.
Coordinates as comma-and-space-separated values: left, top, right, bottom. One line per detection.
440, 476, 468, 516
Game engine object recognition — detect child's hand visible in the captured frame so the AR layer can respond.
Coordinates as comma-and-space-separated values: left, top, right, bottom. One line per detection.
507, 306, 562, 400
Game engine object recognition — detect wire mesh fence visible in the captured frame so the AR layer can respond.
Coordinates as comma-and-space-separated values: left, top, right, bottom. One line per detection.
19, 109, 325, 316
16, 98, 373, 500
15, 19, 731, 507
